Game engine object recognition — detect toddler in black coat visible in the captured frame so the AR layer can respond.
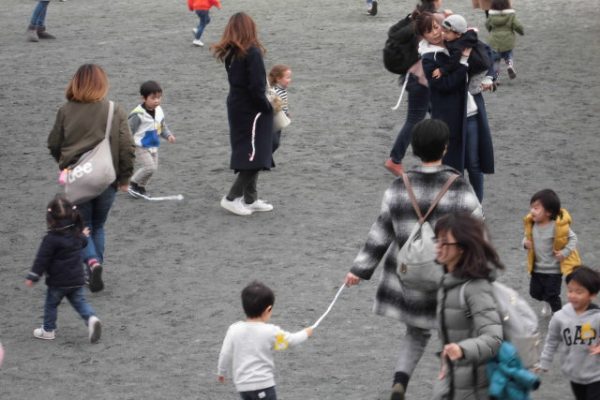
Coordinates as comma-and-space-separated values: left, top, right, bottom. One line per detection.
25, 195, 101, 343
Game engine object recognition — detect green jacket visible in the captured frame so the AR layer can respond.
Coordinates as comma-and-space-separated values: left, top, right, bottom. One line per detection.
485, 10, 524, 53
48, 99, 135, 186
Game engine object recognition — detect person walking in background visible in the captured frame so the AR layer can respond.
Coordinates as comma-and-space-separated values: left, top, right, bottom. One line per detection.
365, 0, 378, 16
485, 0, 524, 82
345, 120, 482, 400
188, 0, 222, 47
268, 64, 292, 154
25, 195, 102, 344
523, 189, 581, 315
127, 80, 176, 199
432, 213, 503, 399
48, 64, 136, 292
211, 12, 275, 216
26, 1, 56, 42
384, 0, 446, 177
539, 266, 600, 400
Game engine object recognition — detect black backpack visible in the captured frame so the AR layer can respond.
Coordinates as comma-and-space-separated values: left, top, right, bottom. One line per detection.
383, 14, 419, 75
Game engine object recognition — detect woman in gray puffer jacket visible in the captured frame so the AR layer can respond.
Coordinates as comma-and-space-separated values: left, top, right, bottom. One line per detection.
432, 213, 504, 399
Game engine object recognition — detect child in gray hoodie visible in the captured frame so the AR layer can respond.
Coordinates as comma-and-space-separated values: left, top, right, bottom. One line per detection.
539, 266, 600, 400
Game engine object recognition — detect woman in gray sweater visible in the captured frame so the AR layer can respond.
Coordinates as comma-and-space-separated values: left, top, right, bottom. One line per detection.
433, 213, 504, 399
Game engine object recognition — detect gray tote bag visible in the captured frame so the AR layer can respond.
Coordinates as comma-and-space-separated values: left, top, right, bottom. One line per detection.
64, 101, 116, 204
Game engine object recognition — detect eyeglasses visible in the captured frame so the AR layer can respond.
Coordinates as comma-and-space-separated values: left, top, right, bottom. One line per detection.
432, 238, 461, 247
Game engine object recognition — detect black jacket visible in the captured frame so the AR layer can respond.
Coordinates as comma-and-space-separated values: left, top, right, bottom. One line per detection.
27, 224, 87, 287
444, 30, 490, 76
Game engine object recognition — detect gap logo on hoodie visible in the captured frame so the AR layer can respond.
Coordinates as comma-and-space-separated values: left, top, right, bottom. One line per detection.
563, 322, 597, 346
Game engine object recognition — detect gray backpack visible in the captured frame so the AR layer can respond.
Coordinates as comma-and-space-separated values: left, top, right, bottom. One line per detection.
459, 280, 541, 368
396, 173, 458, 291
64, 101, 116, 204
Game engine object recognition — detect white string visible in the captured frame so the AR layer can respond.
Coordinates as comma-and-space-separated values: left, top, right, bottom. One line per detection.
249, 112, 261, 161
391, 74, 410, 111
311, 284, 346, 329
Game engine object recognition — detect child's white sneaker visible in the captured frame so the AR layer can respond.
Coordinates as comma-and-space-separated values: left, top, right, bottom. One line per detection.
220, 197, 252, 216
192, 39, 204, 47
88, 316, 102, 344
540, 303, 550, 316
33, 327, 55, 340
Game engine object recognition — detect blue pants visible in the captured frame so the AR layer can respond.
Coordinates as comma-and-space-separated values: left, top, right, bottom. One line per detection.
44, 286, 95, 331
30, 1, 50, 28
465, 115, 484, 202
239, 386, 277, 400
389, 75, 430, 163
195, 10, 211, 40
78, 185, 116, 264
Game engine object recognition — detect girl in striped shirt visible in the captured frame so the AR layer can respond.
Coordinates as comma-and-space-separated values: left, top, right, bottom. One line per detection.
268, 64, 292, 153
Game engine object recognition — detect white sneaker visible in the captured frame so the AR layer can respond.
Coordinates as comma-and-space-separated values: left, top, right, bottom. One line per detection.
245, 199, 273, 212
192, 28, 198, 35
540, 303, 550, 316
192, 39, 204, 47
220, 197, 252, 216
88, 316, 102, 344
33, 327, 56, 340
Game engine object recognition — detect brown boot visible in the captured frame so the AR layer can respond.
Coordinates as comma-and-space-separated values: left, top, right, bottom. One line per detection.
37, 27, 56, 39
27, 26, 39, 42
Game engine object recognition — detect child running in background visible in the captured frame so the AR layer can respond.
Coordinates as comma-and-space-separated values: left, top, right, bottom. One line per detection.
128, 81, 176, 199
25, 195, 101, 344
26, 1, 56, 42
485, 0, 524, 81
268, 64, 292, 153
524, 189, 581, 316
539, 266, 600, 400
188, 0, 222, 47
217, 281, 313, 400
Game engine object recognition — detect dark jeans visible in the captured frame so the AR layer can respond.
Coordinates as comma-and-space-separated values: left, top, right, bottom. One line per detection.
78, 185, 116, 264
44, 286, 95, 331
529, 272, 562, 312
389, 74, 429, 163
272, 130, 282, 153
227, 170, 259, 204
30, 1, 50, 28
195, 10, 210, 40
239, 386, 277, 400
571, 380, 600, 400
465, 115, 484, 202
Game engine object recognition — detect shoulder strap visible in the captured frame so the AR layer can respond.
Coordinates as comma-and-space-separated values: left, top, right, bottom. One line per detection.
459, 280, 472, 318
402, 173, 459, 224
105, 101, 114, 140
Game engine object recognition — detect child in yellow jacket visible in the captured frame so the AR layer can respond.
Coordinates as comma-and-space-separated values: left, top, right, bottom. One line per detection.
188, 0, 221, 47
523, 189, 581, 315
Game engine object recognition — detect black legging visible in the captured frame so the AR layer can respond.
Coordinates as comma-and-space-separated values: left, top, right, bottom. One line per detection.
227, 170, 259, 204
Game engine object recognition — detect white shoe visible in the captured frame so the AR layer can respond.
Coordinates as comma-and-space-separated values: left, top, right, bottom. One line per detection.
221, 197, 252, 216
88, 316, 102, 343
540, 303, 550, 316
192, 28, 198, 35
33, 327, 56, 340
192, 39, 204, 47
245, 199, 273, 212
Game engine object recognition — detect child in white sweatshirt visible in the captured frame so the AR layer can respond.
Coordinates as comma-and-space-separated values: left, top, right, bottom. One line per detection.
539, 266, 600, 400
217, 281, 313, 400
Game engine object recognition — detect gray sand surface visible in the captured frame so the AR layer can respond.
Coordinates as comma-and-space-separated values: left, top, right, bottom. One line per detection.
1, 0, 600, 398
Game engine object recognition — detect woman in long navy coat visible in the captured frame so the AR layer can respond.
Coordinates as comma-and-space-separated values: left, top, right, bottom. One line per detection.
212, 12, 274, 216
416, 12, 494, 202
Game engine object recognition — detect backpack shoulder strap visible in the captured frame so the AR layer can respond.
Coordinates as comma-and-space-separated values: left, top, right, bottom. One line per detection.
459, 280, 472, 318
105, 101, 114, 140
422, 174, 459, 222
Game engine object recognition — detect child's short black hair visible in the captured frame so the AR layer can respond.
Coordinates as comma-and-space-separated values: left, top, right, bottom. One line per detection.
566, 266, 600, 295
530, 189, 561, 220
140, 80, 162, 98
241, 281, 275, 318
411, 119, 450, 162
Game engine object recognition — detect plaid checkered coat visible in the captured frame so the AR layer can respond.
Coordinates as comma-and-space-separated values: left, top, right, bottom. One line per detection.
350, 165, 482, 329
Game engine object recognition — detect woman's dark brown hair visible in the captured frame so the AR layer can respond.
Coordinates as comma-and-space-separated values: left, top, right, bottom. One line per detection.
435, 213, 505, 279
211, 12, 266, 62
412, 11, 437, 37
65, 64, 109, 103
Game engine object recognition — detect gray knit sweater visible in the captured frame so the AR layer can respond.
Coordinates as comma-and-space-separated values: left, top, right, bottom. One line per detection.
351, 165, 482, 329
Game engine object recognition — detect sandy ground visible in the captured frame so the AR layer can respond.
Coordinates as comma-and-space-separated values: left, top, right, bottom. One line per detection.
1, 0, 600, 399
